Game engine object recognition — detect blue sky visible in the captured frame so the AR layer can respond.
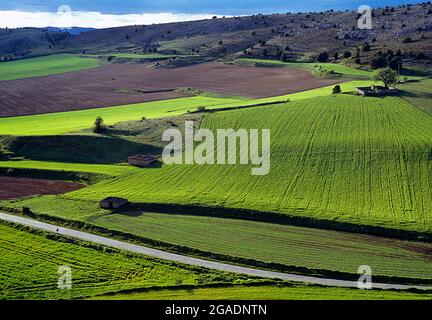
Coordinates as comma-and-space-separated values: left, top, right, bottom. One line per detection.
0, 1, 421, 28
0, 0, 420, 15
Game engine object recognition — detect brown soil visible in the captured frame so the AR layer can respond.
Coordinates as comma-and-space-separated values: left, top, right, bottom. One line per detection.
0, 176, 85, 200
0, 62, 338, 117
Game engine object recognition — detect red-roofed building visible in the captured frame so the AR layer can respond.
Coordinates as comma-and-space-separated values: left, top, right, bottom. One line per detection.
128, 154, 158, 167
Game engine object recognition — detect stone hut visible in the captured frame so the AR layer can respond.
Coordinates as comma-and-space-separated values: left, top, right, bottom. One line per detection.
99, 197, 129, 210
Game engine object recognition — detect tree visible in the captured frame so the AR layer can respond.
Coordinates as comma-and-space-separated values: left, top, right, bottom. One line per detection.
280, 52, 289, 62
370, 54, 388, 69
332, 85, 341, 94
373, 67, 398, 88
388, 56, 403, 71
316, 51, 329, 62
94, 117, 105, 133
362, 42, 371, 52
343, 51, 352, 58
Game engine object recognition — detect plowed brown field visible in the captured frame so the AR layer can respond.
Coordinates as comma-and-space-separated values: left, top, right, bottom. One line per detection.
0, 176, 85, 200
0, 62, 337, 117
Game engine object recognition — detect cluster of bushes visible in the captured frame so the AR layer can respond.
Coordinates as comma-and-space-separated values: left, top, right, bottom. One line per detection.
312, 65, 334, 77
370, 50, 403, 70
316, 51, 329, 62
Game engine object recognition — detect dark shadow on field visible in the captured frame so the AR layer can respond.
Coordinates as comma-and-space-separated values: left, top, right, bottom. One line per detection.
398, 89, 432, 100
5, 135, 162, 164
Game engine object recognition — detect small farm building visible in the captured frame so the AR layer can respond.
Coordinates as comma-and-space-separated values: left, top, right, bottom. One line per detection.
355, 86, 398, 97
128, 155, 158, 167
100, 197, 129, 210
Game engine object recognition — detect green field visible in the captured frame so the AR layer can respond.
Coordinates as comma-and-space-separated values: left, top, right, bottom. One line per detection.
87, 53, 194, 60
1, 53, 431, 301
0, 54, 99, 81
90, 212, 432, 280
0, 222, 243, 300
0, 81, 373, 136
3, 194, 431, 280
63, 95, 432, 233
3, 222, 431, 301
95, 284, 432, 300
0, 160, 136, 176
105, 53, 178, 59
399, 79, 432, 115
237, 58, 374, 78
0, 96, 240, 136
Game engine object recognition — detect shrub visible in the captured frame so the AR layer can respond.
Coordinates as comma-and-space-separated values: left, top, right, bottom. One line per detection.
93, 117, 105, 133
370, 55, 388, 69
316, 51, 329, 62
362, 42, 371, 52
332, 85, 341, 94
416, 52, 426, 59
312, 65, 332, 78
402, 37, 412, 43
280, 53, 290, 62
343, 51, 352, 58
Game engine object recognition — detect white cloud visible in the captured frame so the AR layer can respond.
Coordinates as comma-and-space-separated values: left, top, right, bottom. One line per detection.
0, 10, 222, 29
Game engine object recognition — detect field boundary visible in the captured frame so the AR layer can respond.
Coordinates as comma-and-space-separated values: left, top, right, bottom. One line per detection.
125, 202, 432, 243
85, 281, 283, 300
1, 207, 431, 285
0, 168, 109, 184
190, 99, 290, 113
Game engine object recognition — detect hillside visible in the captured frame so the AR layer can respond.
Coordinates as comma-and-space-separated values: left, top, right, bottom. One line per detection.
0, 3, 431, 68
0, 28, 71, 59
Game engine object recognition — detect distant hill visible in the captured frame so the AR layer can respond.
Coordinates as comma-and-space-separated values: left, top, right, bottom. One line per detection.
1, 2, 431, 68
0, 28, 71, 59
44, 27, 96, 35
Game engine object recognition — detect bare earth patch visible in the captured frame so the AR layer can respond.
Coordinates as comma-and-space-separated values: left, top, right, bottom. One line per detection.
0, 176, 85, 200
0, 62, 338, 117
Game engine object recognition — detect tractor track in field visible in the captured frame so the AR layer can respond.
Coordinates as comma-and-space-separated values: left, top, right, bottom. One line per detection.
0, 211, 431, 291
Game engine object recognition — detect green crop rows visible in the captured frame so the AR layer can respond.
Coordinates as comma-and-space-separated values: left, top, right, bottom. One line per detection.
237, 58, 374, 78
65, 95, 432, 233
94, 284, 432, 300
0, 222, 245, 300
0, 54, 99, 81
0, 96, 242, 136
91, 212, 432, 280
